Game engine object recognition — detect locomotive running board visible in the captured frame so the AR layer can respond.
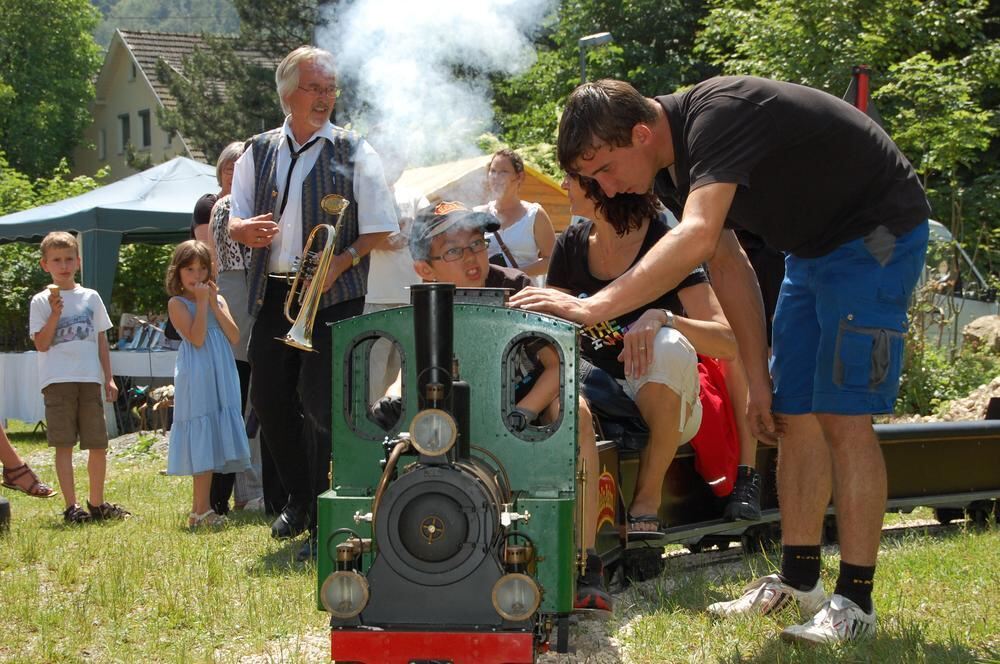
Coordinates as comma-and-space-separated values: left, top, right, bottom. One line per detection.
332, 629, 535, 664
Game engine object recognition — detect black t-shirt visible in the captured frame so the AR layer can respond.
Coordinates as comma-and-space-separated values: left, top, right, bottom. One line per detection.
190, 192, 218, 239
547, 216, 708, 379
654, 76, 930, 258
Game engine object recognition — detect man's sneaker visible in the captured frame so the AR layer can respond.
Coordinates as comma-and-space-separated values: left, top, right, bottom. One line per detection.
87, 500, 132, 520
707, 573, 825, 617
64, 503, 91, 524
724, 465, 762, 521
781, 594, 876, 644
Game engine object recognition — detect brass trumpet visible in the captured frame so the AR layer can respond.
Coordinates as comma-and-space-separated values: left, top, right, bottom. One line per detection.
278, 194, 351, 351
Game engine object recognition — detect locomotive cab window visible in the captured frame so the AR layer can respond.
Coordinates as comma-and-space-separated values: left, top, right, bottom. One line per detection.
500, 331, 565, 442
343, 332, 406, 439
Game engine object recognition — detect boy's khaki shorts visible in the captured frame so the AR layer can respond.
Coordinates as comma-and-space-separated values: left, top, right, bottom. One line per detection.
42, 382, 109, 449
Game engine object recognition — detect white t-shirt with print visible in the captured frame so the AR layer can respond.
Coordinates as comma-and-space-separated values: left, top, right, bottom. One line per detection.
29, 285, 113, 390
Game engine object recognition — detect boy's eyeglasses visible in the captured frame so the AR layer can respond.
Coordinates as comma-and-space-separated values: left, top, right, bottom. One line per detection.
429, 238, 491, 263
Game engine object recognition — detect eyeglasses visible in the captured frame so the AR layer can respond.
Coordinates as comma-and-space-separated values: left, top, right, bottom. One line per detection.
429, 238, 490, 262
297, 85, 337, 98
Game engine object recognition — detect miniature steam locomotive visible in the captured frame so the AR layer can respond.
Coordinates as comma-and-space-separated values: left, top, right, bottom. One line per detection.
315, 283, 1000, 664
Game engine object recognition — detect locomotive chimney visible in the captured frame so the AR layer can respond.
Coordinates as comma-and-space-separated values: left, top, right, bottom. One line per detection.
411, 283, 454, 411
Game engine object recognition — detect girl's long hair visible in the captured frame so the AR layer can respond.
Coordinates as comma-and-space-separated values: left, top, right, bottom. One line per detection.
165, 240, 212, 296
576, 175, 658, 237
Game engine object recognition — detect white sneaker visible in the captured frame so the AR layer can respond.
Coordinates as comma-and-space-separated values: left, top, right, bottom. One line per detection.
781, 594, 876, 644
236, 496, 266, 512
707, 573, 826, 617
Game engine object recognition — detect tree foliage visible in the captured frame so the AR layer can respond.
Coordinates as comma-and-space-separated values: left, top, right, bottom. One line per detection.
0, 156, 106, 350
156, 0, 323, 162
695, 0, 1000, 263
493, 0, 712, 148
0, 0, 102, 178
92, 0, 240, 47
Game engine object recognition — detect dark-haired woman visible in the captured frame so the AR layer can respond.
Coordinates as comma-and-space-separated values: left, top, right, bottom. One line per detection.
546, 175, 762, 535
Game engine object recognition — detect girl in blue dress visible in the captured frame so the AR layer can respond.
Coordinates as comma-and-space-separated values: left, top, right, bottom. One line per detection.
165, 240, 251, 528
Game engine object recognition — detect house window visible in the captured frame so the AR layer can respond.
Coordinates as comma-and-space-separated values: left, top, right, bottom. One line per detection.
98, 129, 106, 160
118, 113, 130, 153
129, 63, 137, 81
138, 109, 151, 148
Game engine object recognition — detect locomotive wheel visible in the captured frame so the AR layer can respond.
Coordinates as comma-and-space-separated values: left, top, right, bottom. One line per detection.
622, 546, 665, 584
966, 500, 997, 527
555, 614, 571, 654
934, 507, 965, 525
741, 523, 780, 554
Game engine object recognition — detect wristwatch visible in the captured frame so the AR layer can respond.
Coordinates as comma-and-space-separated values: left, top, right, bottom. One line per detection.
347, 246, 362, 267
660, 308, 675, 328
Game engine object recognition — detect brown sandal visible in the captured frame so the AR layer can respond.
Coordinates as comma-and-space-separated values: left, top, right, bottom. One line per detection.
2, 463, 57, 498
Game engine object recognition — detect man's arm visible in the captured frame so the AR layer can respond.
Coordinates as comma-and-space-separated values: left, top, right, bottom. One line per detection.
322, 231, 393, 292
510, 182, 737, 325
707, 229, 777, 443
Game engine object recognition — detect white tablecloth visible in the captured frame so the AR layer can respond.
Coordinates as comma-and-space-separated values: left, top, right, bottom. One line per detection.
0, 351, 177, 423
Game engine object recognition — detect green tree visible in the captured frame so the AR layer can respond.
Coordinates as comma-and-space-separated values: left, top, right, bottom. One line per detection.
0, 0, 102, 178
0, 155, 106, 350
156, 0, 323, 162
93, 0, 240, 47
493, 0, 712, 148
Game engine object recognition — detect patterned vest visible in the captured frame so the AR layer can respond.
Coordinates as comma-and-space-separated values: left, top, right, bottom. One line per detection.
246, 127, 367, 317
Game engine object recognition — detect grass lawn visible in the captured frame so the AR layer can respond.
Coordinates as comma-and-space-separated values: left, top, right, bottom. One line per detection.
2, 419, 998, 663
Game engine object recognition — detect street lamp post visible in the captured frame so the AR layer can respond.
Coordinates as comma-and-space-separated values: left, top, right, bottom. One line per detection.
578, 32, 613, 84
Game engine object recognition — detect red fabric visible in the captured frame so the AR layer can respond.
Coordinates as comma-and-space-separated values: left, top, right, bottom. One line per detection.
688, 355, 740, 496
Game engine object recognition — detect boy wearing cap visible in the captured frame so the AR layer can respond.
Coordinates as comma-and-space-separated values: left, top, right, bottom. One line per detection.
30, 231, 131, 524
409, 201, 612, 612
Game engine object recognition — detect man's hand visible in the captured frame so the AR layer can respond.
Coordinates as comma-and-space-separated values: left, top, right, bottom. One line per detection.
321, 252, 352, 293
231, 213, 279, 249
508, 287, 596, 324
746, 376, 781, 444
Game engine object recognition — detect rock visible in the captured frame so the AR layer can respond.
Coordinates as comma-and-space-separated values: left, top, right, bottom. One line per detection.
963, 315, 1000, 353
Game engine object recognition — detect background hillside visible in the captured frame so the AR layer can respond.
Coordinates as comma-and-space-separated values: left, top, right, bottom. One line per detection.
91, 0, 239, 45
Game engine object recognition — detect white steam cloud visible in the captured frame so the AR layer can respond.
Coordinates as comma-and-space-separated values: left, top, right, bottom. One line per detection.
318, 0, 555, 172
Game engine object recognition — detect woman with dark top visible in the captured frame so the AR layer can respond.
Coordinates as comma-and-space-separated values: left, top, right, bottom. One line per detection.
547, 175, 761, 535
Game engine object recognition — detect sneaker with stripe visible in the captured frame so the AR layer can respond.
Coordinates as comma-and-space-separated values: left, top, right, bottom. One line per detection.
707, 573, 826, 617
780, 594, 876, 644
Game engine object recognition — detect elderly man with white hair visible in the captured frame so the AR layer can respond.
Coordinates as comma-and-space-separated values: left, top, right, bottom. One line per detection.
229, 45, 398, 560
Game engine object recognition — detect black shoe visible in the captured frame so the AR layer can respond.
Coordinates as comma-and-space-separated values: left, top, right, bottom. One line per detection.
64, 503, 92, 524
724, 465, 762, 521
270, 502, 310, 539
87, 500, 131, 520
574, 552, 613, 614
296, 533, 318, 562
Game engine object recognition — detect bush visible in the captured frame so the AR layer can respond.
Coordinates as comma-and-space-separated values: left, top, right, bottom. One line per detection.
897, 332, 1000, 415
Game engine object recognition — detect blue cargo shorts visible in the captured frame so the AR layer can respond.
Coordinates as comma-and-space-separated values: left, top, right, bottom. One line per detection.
770, 222, 928, 415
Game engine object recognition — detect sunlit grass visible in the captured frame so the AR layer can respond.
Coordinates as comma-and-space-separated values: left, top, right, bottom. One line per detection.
0, 421, 324, 663
2, 421, 997, 663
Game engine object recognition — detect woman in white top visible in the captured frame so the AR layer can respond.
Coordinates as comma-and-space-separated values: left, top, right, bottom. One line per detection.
477, 149, 556, 279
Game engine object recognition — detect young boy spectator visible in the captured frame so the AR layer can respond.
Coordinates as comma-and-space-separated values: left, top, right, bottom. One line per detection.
29, 232, 131, 524
408, 202, 612, 612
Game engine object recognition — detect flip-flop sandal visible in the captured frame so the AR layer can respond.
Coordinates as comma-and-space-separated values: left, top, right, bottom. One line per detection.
1, 464, 57, 498
627, 512, 665, 541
